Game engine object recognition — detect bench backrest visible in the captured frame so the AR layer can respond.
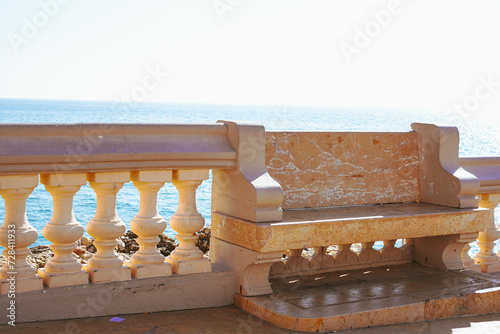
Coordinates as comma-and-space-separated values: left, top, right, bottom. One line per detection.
213, 122, 478, 224
265, 131, 420, 210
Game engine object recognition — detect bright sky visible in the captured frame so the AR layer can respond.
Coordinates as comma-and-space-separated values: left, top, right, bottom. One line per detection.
1, 0, 500, 121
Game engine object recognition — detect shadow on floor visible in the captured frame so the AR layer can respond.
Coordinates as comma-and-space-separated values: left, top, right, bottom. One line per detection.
1, 306, 499, 334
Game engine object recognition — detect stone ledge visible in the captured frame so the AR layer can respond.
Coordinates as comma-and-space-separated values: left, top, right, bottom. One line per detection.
0, 263, 237, 325
212, 203, 489, 253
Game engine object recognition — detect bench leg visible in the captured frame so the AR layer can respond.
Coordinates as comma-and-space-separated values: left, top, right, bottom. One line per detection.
413, 233, 478, 270
210, 237, 283, 296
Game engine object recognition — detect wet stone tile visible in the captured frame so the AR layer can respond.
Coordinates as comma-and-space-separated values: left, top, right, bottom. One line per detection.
286, 290, 355, 309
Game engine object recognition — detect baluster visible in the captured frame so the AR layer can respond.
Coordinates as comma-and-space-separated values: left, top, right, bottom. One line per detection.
287, 249, 310, 273
166, 170, 211, 274
38, 174, 88, 287
0, 175, 43, 294
83, 172, 131, 283
380, 240, 398, 260
126, 171, 172, 278
358, 242, 381, 264
473, 194, 500, 273
321, 246, 336, 268
310, 247, 324, 269
334, 243, 358, 267
379, 240, 404, 266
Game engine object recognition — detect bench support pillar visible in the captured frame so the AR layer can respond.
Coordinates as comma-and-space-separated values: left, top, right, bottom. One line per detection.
413, 233, 479, 270
210, 237, 282, 296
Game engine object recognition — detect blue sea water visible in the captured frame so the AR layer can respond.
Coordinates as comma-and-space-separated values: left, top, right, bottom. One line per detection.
0, 98, 499, 255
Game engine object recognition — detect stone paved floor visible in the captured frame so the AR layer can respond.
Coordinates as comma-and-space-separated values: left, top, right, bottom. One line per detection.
235, 263, 500, 332
2, 263, 500, 333
0, 306, 499, 333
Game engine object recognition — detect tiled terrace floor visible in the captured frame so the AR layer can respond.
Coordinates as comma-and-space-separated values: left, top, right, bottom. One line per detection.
2, 263, 500, 333
236, 263, 500, 332
1, 306, 499, 333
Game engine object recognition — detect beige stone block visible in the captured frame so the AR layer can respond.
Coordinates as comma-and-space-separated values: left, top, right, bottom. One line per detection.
237, 294, 426, 332
212, 206, 489, 254
126, 261, 172, 278
413, 233, 478, 270
233, 294, 245, 308
172, 169, 209, 181
269, 313, 305, 332
355, 303, 424, 329
40, 173, 87, 186
489, 193, 500, 202
314, 296, 424, 331
213, 169, 284, 222
472, 262, 500, 274
0, 124, 238, 175
0, 263, 237, 325
38, 269, 89, 288
266, 131, 419, 209
411, 123, 480, 208
210, 237, 283, 296
425, 296, 461, 320
294, 317, 322, 332
0, 275, 43, 294
239, 296, 267, 319
87, 171, 130, 183
0, 175, 38, 189
212, 121, 283, 223
130, 170, 172, 182
166, 257, 211, 275
464, 287, 500, 315
322, 315, 347, 332
236, 294, 322, 332
83, 265, 131, 283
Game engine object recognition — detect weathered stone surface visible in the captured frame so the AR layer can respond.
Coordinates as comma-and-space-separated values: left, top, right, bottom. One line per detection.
212, 205, 489, 253
265, 131, 419, 209
0, 263, 237, 325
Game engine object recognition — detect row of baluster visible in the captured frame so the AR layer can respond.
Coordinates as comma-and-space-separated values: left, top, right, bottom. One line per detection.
0, 170, 211, 294
270, 241, 414, 277
269, 194, 500, 278
270, 228, 500, 278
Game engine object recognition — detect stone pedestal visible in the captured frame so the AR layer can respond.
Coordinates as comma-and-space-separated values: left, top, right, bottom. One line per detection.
38, 173, 89, 287
126, 171, 173, 278
166, 170, 211, 275
83, 172, 131, 283
0, 175, 43, 294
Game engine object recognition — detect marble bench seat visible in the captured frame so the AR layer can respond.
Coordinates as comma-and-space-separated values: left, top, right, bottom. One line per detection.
212, 203, 489, 254
211, 203, 489, 296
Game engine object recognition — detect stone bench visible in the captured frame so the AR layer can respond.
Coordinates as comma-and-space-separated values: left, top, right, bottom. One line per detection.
211, 122, 489, 296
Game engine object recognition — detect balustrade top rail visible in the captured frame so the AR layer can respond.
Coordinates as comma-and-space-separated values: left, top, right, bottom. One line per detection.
460, 157, 500, 193
0, 123, 236, 175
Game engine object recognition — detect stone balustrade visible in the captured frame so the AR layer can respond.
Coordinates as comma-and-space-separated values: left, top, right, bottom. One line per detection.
270, 241, 413, 279
0, 123, 241, 293
0, 121, 498, 325
0, 169, 212, 292
461, 157, 500, 273
0, 121, 282, 300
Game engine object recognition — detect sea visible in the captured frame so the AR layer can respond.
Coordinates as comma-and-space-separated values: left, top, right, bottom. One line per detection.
0, 98, 499, 255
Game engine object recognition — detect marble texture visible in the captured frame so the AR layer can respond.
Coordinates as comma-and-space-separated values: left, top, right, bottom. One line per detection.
212, 204, 489, 253
265, 132, 420, 209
